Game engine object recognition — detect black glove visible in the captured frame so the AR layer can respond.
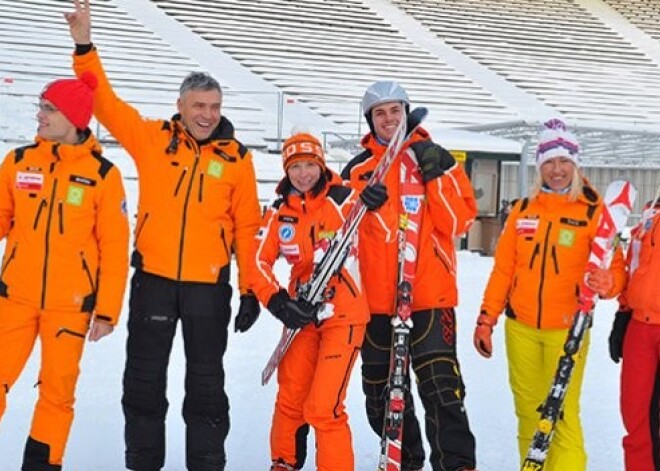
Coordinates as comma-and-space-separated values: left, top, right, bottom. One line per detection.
267, 290, 315, 330
234, 293, 261, 333
609, 310, 632, 363
360, 183, 388, 211
410, 141, 455, 183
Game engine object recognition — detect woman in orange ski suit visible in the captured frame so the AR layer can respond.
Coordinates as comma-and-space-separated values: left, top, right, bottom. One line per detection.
474, 119, 626, 471
0, 73, 129, 470
611, 197, 660, 470
251, 133, 386, 471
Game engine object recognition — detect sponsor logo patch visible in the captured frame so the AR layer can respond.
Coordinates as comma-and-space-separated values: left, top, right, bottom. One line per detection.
16, 172, 43, 191
280, 243, 301, 263
558, 228, 576, 247
207, 160, 224, 179
516, 218, 539, 236
279, 224, 295, 242
66, 185, 85, 206
402, 195, 422, 214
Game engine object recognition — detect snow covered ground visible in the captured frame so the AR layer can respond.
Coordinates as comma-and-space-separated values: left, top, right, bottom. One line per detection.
0, 145, 625, 470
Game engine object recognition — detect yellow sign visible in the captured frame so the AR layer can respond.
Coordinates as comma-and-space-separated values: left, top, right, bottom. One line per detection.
450, 150, 467, 162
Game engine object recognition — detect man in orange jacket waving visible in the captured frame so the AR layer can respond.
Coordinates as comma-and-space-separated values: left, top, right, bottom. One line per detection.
65, 1, 261, 469
0, 73, 129, 470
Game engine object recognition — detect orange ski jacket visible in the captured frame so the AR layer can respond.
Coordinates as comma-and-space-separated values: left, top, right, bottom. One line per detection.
251, 172, 369, 326
0, 134, 129, 324
624, 202, 660, 324
341, 129, 477, 314
73, 49, 260, 292
480, 180, 626, 330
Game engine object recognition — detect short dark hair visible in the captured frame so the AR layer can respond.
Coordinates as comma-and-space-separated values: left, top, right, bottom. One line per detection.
179, 72, 222, 97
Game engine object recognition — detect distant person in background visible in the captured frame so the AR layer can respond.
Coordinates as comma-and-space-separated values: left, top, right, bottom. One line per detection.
0, 73, 129, 470
474, 119, 626, 470
251, 132, 386, 471
65, 1, 261, 469
500, 198, 511, 227
342, 80, 478, 471
609, 196, 660, 470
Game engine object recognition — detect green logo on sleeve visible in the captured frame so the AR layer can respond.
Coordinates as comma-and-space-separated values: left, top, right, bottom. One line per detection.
207, 160, 224, 179
558, 228, 576, 247
66, 185, 85, 206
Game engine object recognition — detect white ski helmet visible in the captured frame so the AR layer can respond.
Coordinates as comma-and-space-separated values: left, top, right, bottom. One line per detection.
361, 80, 410, 118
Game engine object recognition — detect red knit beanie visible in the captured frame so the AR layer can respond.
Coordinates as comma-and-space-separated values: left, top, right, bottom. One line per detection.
282, 133, 325, 172
41, 72, 98, 130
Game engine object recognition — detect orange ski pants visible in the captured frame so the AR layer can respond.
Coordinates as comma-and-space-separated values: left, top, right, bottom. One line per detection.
0, 297, 90, 466
271, 322, 365, 471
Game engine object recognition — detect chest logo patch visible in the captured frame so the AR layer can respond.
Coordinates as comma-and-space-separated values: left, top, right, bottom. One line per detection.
207, 160, 224, 179
558, 228, 576, 247
402, 195, 423, 214
16, 172, 44, 191
516, 218, 539, 236
279, 224, 295, 242
66, 185, 85, 206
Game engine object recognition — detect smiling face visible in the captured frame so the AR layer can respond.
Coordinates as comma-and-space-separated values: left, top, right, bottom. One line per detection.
287, 161, 322, 194
177, 88, 222, 141
36, 99, 78, 144
370, 101, 405, 142
540, 156, 576, 192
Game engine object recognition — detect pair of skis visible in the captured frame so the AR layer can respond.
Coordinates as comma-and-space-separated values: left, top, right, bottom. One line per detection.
377, 145, 426, 471
260, 106, 428, 386
521, 179, 636, 471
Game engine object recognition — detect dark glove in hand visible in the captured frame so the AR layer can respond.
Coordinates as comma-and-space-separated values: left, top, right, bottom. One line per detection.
267, 290, 315, 330
234, 293, 261, 333
609, 310, 632, 363
410, 141, 455, 183
360, 183, 388, 211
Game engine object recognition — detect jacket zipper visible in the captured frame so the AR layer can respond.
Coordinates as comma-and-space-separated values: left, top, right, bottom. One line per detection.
529, 243, 540, 269
80, 252, 96, 292
536, 222, 552, 328
33, 199, 47, 230
338, 271, 358, 298
56, 327, 86, 339
177, 152, 200, 280
58, 200, 64, 234
134, 212, 150, 246
41, 180, 58, 309
174, 167, 188, 196
220, 227, 230, 260
551, 245, 559, 274
0, 244, 17, 277
433, 246, 451, 273
198, 172, 205, 202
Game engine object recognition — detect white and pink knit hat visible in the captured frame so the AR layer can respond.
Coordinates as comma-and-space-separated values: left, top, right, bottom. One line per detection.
536, 119, 580, 168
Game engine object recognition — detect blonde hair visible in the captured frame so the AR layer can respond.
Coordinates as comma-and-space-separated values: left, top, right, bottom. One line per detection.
529, 165, 582, 202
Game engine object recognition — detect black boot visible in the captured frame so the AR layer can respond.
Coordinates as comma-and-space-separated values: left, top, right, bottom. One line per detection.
22, 437, 62, 471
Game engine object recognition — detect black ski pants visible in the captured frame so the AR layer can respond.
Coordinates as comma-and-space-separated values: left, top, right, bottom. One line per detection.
122, 269, 232, 471
361, 308, 476, 471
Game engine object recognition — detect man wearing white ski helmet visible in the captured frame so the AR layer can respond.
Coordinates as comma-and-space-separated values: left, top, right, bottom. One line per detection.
362, 80, 410, 136
343, 81, 478, 471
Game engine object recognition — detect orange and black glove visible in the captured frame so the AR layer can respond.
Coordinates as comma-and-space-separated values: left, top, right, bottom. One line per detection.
473, 311, 497, 358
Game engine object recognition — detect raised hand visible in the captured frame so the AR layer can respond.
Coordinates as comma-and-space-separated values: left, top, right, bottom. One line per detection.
64, 0, 92, 44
